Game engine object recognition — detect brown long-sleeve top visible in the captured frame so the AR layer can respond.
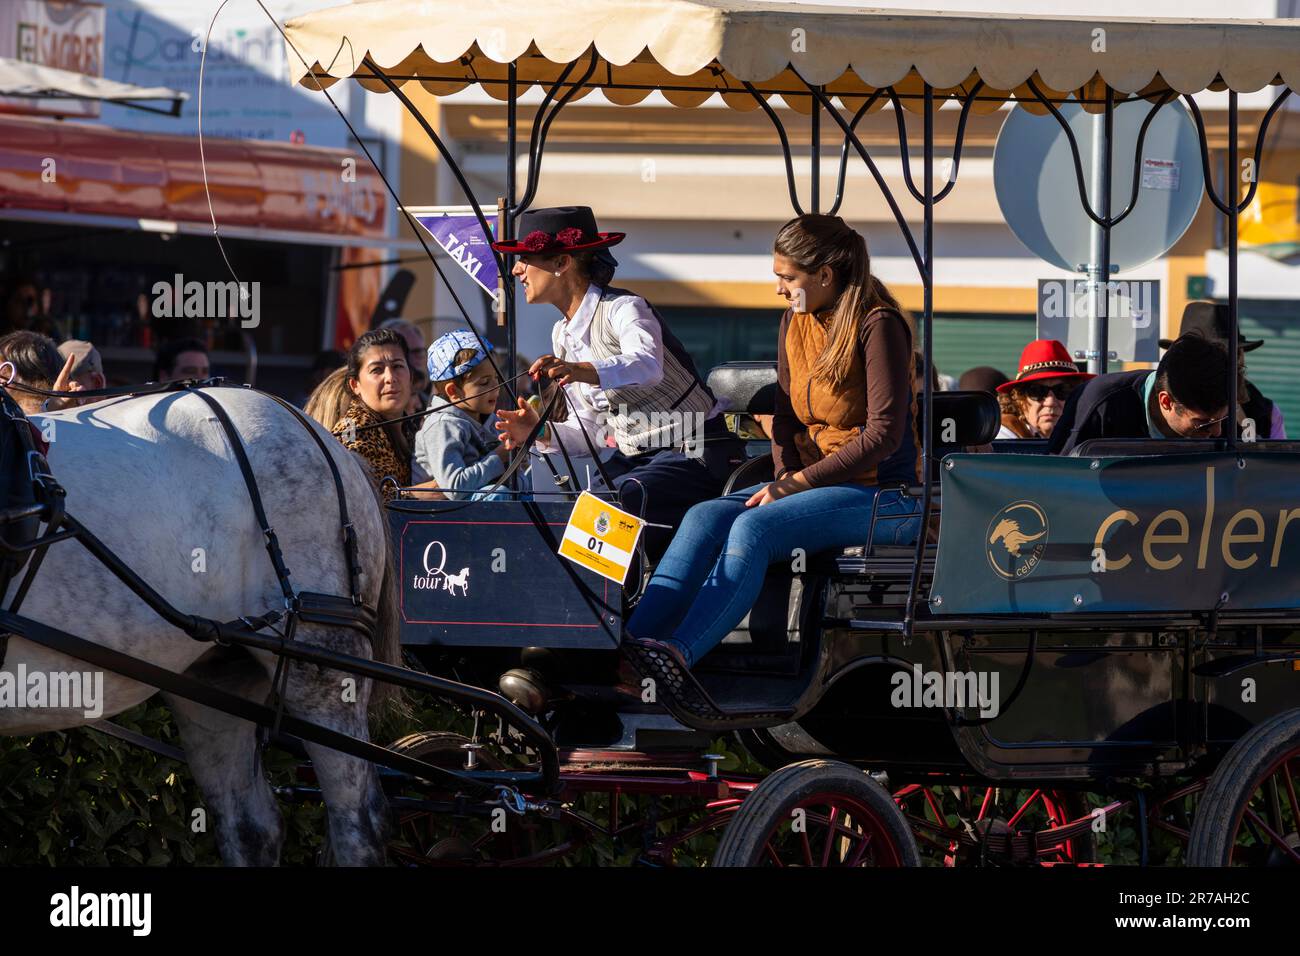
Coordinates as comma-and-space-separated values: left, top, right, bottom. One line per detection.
771, 306, 916, 488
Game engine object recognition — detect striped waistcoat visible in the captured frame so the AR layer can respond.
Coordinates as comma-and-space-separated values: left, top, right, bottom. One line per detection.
569, 286, 716, 457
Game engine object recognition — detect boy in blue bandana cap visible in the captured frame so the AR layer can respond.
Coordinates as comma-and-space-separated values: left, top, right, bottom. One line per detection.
414, 329, 519, 500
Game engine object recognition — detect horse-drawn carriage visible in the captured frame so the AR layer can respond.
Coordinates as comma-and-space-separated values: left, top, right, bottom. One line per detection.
2, 2, 1299, 867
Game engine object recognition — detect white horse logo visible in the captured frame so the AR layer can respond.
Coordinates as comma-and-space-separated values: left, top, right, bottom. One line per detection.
444, 567, 470, 597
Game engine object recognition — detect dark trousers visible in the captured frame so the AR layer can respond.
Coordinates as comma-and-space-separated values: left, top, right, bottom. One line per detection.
603, 414, 748, 563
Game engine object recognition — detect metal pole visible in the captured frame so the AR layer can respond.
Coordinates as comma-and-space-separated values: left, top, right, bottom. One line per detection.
1098, 89, 1113, 375
811, 87, 821, 213
1085, 111, 1104, 372
1087, 92, 1114, 375
905, 84, 935, 638
506, 63, 518, 381
1228, 90, 1240, 447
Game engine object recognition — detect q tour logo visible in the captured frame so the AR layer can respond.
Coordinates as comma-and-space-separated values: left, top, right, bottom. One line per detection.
411, 540, 470, 597
986, 500, 1049, 580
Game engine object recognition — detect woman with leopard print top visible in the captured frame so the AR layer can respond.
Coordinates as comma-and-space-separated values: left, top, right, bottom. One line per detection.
326, 327, 436, 501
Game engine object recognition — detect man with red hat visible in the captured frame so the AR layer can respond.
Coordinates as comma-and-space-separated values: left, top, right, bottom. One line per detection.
996, 339, 1093, 441
1049, 332, 1232, 455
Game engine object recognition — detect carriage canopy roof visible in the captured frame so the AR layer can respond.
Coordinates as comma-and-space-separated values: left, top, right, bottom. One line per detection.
283, 0, 1300, 113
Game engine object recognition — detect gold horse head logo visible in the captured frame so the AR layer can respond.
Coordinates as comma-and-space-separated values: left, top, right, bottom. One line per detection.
985, 501, 1049, 580
989, 518, 1046, 557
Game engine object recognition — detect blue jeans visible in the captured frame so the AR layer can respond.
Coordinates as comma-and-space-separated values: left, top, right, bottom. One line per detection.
626, 484, 920, 666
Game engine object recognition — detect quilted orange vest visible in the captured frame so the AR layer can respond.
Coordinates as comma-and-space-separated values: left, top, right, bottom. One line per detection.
784, 306, 918, 485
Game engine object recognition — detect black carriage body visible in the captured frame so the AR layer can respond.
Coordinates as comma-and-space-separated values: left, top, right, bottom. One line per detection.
389, 499, 621, 650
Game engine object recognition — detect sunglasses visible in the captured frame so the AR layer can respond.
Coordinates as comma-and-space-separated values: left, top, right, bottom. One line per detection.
1022, 381, 1076, 402
1181, 411, 1230, 434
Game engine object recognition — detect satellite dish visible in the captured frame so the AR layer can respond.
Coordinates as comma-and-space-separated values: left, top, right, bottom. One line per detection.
994, 99, 1204, 273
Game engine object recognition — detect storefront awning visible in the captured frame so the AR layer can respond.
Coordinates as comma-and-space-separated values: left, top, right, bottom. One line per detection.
0, 115, 393, 246
0, 56, 187, 116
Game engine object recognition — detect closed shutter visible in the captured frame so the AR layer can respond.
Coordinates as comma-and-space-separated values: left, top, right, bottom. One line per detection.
928, 313, 1036, 383
1233, 300, 1300, 438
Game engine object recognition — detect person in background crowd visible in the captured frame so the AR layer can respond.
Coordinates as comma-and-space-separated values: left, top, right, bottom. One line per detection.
0, 330, 67, 415
1049, 333, 1231, 455
56, 340, 106, 408
958, 365, 1009, 394
378, 318, 428, 397
305, 367, 353, 433
1159, 300, 1285, 440
415, 329, 514, 500
153, 338, 210, 383
2, 277, 62, 341
996, 339, 1093, 440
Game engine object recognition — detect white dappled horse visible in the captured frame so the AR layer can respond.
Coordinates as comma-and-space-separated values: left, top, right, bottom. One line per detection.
0, 387, 400, 865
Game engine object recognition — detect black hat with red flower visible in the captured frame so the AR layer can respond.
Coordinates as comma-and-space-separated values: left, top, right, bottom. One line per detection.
490, 206, 625, 256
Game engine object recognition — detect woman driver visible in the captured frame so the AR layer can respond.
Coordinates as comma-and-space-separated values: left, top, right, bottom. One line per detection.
493, 206, 746, 559
625, 214, 920, 686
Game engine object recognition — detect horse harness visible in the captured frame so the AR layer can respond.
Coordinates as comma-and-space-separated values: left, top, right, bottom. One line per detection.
0, 380, 379, 706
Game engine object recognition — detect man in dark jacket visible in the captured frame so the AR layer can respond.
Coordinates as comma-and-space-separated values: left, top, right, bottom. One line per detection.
1159, 301, 1284, 439
1049, 333, 1231, 455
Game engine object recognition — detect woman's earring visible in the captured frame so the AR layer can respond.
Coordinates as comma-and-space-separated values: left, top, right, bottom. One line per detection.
554, 271, 561, 276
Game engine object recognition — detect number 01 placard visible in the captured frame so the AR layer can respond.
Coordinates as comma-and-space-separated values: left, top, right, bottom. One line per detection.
558, 491, 645, 585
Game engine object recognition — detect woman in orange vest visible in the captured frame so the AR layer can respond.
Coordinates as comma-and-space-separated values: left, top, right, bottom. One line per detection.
626, 213, 919, 679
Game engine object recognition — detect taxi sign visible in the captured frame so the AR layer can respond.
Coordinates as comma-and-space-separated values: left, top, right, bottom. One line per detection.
558, 491, 644, 585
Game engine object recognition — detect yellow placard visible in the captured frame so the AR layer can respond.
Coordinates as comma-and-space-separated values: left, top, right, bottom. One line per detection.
557, 491, 644, 584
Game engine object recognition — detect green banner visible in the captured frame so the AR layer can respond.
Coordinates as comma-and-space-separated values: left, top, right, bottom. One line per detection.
930, 452, 1300, 615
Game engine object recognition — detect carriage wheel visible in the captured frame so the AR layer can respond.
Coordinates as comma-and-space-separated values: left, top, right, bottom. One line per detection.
319, 731, 532, 866
892, 784, 1096, 866
711, 760, 919, 867
1187, 710, 1300, 867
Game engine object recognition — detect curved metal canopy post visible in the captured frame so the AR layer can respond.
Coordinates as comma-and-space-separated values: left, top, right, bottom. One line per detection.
806, 86, 924, 276
828, 90, 884, 216
743, 81, 806, 216
1182, 88, 1293, 216
512, 51, 600, 221
904, 84, 936, 638
1182, 86, 1291, 449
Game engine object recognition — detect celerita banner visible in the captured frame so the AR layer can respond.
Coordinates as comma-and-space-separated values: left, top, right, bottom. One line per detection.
929, 452, 1300, 615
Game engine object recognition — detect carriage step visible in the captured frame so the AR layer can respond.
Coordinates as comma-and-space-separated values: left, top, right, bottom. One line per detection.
846, 618, 909, 632
623, 638, 794, 728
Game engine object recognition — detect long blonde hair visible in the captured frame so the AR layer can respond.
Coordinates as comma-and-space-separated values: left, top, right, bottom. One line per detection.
774, 214, 911, 387
305, 366, 353, 432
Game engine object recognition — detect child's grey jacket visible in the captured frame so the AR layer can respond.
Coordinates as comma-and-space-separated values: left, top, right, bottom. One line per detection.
413, 395, 507, 500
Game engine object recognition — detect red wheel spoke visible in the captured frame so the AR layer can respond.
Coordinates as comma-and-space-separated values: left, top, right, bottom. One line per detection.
1282, 758, 1300, 837
820, 806, 840, 867
923, 788, 946, 825
976, 787, 994, 821
1006, 789, 1042, 829
1241, 807, 1300, 864
764, 842, 785, 867
846, 831, 874, 867
799, 821, 815, 867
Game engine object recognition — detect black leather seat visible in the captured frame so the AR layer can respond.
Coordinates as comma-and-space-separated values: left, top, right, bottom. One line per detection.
707, 361, 999, 488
